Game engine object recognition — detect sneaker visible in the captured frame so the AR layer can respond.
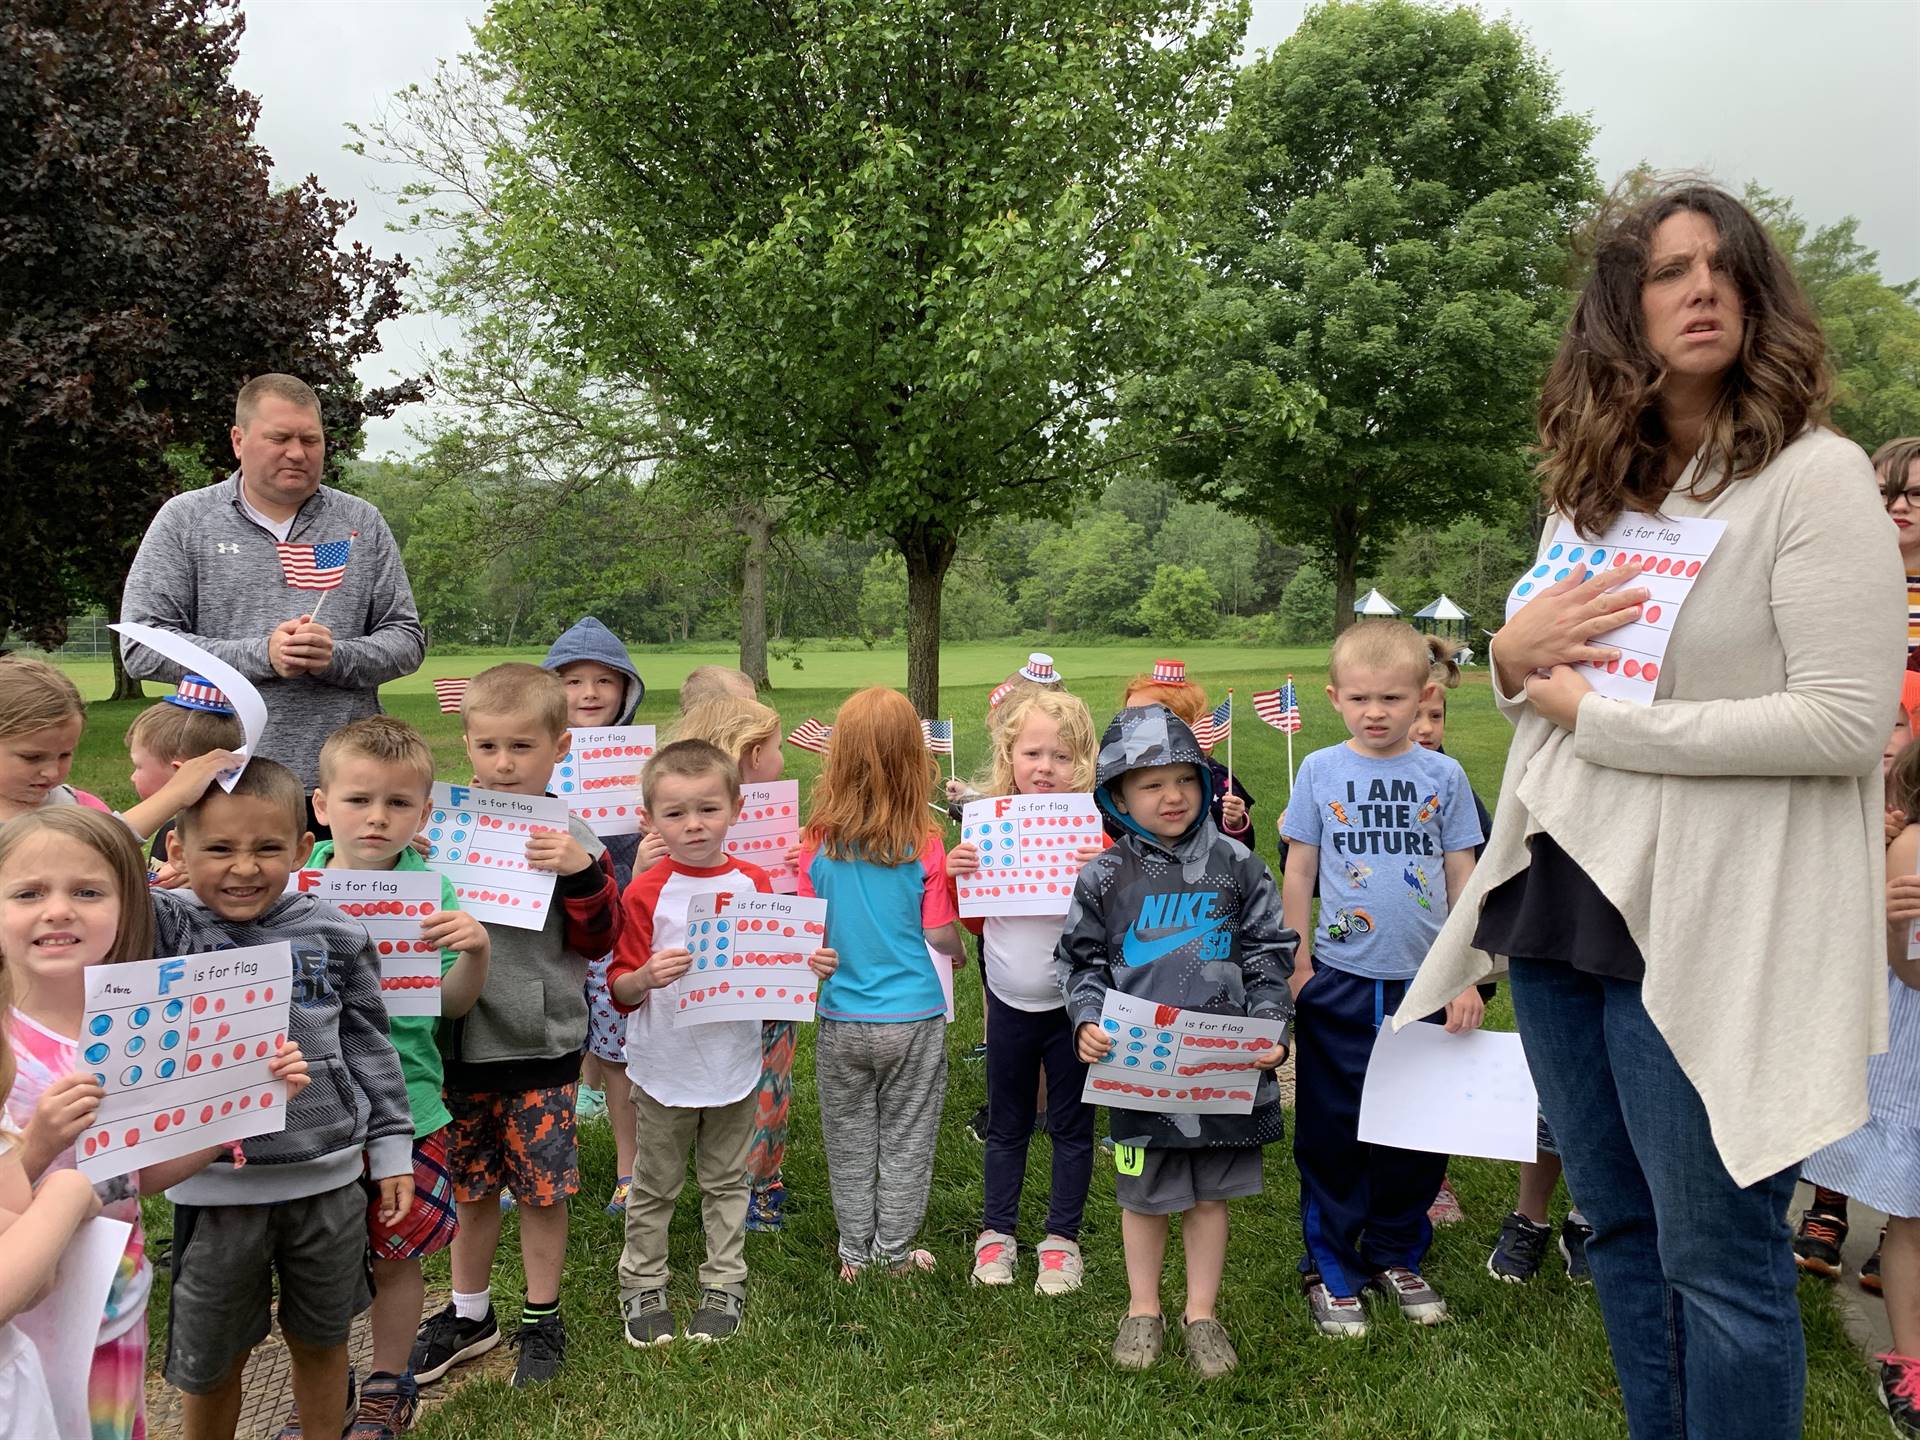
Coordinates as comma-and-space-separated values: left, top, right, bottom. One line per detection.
966, 1105, 990, 1144
887, 1247, 937, 1275
622, 1288, 675, 1347
965, 1041, 989, 1062
1487, 1211, 1551, 1284
1034, 1239, 1083, 1296
686, 1286, 745, 1342
410, 1305, 500, 1385
272, 1368, 359, 1438
1428, 1178, 1465, 1226
1098, 1134, 1115, 1154
1304, 1279, 1369, 1339
346, 1372, 417, 1440
1865, 1230, 1888, 1295
1792, 1207, 1848, 1278
1111, 1313, 1164, 1370
1364, 1266, 1449, 1325
575, 1086, 607, 1121
971, 1230, 1017, 1286
1879, 1352, 1920, 1436
510, 1311, 565, 1388
747, 1180, 786, 1233
1560, 1213, 1594, 1284
604, 1177, 631, 1218
1181, 1317, 1238, 1379
499, 1188, 517, 1214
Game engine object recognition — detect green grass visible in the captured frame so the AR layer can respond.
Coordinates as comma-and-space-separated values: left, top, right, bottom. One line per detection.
73, 642, 1880, 1438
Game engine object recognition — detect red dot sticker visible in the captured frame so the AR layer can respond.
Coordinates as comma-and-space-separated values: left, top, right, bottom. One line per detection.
1685, 561, 1701, 577
260, 1091, 275, 1108
1623, 660, 1641, 678
201, 1105, 214, 1123
1645, 604, 1662, 624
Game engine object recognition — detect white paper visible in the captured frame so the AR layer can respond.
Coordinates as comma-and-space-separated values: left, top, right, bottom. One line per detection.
726, 780, 802, 893
76, 944, 292, 1181
673, 891, 826, 1026
1359, 1023, 1539, 1163
17, 1215, 132, 1440
956, 793, 1104, 918
424, 783, 568, 930
930, 940, 956, 1023
109, 622, 266, 791
1504, 515, 1727, 705
287, 869, 445, 1016
555, 725, 656, 836
1080, 990, 1283, 1115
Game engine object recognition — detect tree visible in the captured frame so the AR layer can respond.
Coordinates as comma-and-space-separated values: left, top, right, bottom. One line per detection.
1277, 563, 1337, 644
1136, 564, 1221, 641
376, 0, 1245, 714
0, 0, 418, 687
1139, 0, 1596, 632
1016, 512, 1152, 633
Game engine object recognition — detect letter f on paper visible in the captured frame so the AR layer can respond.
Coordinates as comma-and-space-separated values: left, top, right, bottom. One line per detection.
156, 959, 187, 995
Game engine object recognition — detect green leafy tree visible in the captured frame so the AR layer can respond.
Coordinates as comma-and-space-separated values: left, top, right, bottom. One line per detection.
1140, 0, 1596, 631
378, 0, 1245, 713
1136, 563, 1221, 641
1017, 512, 1151, 633
1277, 563, 1337, 644
859, 552, 910, 640
1153, 501, 1266, 614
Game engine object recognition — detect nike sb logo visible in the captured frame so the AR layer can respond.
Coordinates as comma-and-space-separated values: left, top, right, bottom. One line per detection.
1121, 891, 1230, 967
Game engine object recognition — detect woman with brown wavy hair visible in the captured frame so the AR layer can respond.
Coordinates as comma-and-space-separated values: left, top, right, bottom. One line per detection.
1397, 182, 1905, 1438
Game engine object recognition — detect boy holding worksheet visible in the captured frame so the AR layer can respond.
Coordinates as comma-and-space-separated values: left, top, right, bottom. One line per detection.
1055, 704, 1294, 1380
1280, 620, 1485, 1340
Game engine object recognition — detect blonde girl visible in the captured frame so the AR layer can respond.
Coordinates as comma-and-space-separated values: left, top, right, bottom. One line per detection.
0, 809, 307, 1440
0, 657, 111, 822
946, 689, 1105, 1293
797, 688, 963, 1277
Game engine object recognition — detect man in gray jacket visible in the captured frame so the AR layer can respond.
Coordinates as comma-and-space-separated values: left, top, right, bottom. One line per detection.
120, 373, 426, 804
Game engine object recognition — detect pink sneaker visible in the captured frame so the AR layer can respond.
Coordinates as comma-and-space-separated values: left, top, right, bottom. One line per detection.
1034, 1238, 1083, 1295
971, 1231, 1016, 1286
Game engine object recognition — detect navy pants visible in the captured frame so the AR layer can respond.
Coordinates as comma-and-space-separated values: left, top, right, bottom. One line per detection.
981, 984, 1096, 1241
1293, 966, 1448, 1297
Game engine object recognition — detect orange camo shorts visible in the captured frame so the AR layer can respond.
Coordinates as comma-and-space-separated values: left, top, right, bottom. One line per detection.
446, 1084, 580, 1206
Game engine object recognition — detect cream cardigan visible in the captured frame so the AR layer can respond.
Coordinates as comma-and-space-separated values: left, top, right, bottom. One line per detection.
1397, 428, 1906, 1186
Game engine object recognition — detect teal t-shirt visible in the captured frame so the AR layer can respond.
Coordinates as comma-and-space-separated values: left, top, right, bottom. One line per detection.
305, 840, 459, 1137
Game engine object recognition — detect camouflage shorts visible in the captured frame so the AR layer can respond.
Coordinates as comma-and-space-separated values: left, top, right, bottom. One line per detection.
446, 1083, 580, 1206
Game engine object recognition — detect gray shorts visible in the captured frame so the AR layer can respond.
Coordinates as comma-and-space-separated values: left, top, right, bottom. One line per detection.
1114, 1144, 1264, 1216
164, 1180, 372, 1393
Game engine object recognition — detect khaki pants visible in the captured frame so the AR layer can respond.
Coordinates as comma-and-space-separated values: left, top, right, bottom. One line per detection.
618, 1084, 755, 1297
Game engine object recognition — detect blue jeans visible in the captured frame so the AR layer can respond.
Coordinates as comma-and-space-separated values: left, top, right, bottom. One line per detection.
1509, 958, 1804, 1440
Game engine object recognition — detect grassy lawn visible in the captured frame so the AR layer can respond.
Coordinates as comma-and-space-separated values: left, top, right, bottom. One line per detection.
51, 641, 1879, 1438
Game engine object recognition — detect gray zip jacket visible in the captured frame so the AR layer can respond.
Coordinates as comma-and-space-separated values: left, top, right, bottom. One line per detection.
119, 473, 427, 790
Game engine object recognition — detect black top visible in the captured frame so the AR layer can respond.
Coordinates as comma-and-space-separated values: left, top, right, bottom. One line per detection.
1473, 831, 1646, 983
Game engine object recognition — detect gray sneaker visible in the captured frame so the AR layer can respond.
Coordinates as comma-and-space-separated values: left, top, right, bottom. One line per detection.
1111, 1313, 1164, 1370
1180, 1317, 1238, 1378
622, 1288, 675, 1347
686, 1286, 745, 1342
1305, 1279, 1369, 1339
1364, 1266, 1449, 1325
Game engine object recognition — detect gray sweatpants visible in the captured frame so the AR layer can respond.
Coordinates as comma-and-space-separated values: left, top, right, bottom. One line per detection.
814, 1017, 948, 1268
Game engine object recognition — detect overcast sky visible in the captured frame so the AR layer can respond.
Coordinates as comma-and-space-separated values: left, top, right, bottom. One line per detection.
229, 0, 1920, 458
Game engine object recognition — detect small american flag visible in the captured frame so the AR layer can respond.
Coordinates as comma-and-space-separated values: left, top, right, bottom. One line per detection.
276, 532, 356, 590
921, 718, 954, 755
1253, 678, 1302, 733
433, 678, 470, 715
1191, 696, 1233, 751
787, 718, 832, 754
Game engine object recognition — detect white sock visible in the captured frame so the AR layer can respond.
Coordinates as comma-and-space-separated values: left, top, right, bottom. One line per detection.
453, 1287, 491, 1322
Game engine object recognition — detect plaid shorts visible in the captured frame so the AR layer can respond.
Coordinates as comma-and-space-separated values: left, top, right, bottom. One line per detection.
367, 1127, 458, 1260
446, 1083, 580, 1206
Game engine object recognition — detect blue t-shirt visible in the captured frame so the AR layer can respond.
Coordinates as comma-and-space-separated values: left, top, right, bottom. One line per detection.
799, 837, 957, 1023
1280, 743, 1482, 980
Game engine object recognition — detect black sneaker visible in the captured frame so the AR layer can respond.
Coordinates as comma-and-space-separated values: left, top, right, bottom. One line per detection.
1560, 1213, 1594, 1284
1791, 1208, 1848, 1279
511, 1311, 566, 1388
686, 1286, 745, 1342
1880, 1352, 1920, 1436
410, 1304, 501, 1385
966, 1105, 989, 1144
345, 1370, 415, 1440
1487, 1211, 1551, 1283
1864, 1230, 1887, 1295
623, 1287, 675, 1347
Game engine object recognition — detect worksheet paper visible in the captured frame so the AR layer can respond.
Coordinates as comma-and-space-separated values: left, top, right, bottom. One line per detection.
18, 1216, 133, 1440
1504, 515, 1727, 705
556, 725, 657, 837
1080, 990, 1284, 1115
287, 868, 444, 1016
673, 891, 828, 1026
110, 621, 266, 791
1358, 1023, 1540, 1163
956, 793, 1104, 918
76, 944, 293, 1182
726, 780, 801, 893
425, 783, 567, 930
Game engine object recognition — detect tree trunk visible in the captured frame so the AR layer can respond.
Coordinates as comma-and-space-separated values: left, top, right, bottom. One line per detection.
737, 504, 772, 691
103, 588, 143, 701
900, 525, 957, 718
1331, 504, 1361, 634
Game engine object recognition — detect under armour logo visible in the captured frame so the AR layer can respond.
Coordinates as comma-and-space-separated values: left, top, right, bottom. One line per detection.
216, 542, 241, 554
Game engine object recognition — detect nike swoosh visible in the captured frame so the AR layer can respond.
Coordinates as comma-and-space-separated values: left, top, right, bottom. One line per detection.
1121, 923, 1219, 968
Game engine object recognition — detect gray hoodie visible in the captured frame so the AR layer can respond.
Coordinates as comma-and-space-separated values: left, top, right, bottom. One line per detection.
543, 617, 646, 885
119, 473, 427, 791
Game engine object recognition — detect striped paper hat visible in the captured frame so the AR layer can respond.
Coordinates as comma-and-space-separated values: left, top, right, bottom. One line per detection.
165, 674, 235, 715
1019, 653, 1060, 685
1150, 658, 1188, 686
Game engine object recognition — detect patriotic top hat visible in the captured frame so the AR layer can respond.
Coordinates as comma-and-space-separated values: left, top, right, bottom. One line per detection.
1020, 653, 1060, 685
165, 674, 235, 715
1150, 658, 1188, 686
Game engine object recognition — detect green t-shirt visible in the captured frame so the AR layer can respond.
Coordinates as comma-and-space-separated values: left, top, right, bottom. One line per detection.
304, 840, 458, 1138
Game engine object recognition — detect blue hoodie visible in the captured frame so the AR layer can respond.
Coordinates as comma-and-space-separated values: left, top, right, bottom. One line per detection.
544, 617, 646, 884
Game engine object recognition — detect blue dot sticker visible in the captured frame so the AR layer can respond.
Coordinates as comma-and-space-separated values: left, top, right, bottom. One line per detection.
131, 1006, 150, 1028
88, 1014, 112, 1036
1516, 582, 1533, 598
1532, 564, 1549, 578
1123, 1055, 1140, 1067
121, 1065, 142, 1086
1101, 1019, 1119, 1032
160, 1030, 180, 1050
1568, 546, 1585, 563
1554, 568, 1571, 581
1548, 543, 1564, 559
1128, 1026, 1144, 1038
163, 999, 183, 1021
84, 1042, 110, 1065
158, 1059, 177, 1079
716, 920, 730, 933
125, 1035, 145, 1056
432, 809, 446, 823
